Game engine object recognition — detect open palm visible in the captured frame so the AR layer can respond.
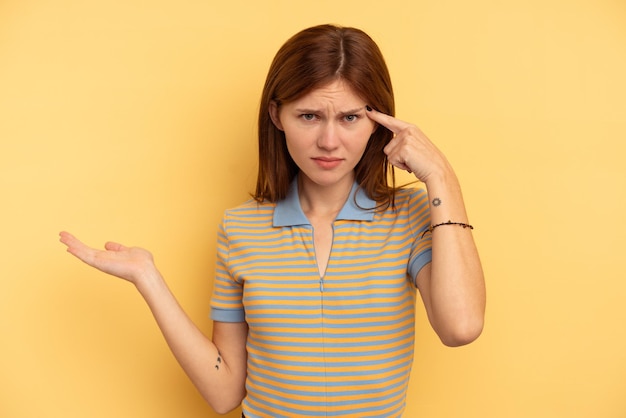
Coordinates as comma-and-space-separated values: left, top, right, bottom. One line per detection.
59, 231, 155, 284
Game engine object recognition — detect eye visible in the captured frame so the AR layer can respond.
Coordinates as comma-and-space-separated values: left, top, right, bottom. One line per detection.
301, 113, 317, 121
344, 114, 359, 123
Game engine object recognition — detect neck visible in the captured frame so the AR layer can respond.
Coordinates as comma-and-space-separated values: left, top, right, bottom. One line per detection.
297, 174, 354, 220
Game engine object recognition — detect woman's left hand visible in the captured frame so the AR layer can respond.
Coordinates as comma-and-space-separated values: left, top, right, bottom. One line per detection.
366, 107, 449, 183
367, 108, 485, 347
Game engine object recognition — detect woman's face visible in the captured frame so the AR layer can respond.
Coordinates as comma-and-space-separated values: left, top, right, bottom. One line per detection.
270, 79, 376, 191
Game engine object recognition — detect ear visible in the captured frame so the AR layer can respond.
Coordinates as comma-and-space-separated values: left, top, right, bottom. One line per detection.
269, 101, 284, 131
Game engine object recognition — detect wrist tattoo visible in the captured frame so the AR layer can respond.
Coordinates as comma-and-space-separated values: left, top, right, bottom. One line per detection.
432, 197, 442, 207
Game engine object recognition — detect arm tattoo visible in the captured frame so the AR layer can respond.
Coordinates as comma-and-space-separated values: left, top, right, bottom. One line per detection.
215, 351, 222, 371
432, 197, 442, 207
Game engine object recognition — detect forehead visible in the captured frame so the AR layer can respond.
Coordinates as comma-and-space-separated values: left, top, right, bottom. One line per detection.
291, 79, 364, 107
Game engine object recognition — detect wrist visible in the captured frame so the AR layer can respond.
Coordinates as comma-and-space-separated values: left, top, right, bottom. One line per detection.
134, 267, 166, 297
423, 165, 460, 193
422, 166, 470, 225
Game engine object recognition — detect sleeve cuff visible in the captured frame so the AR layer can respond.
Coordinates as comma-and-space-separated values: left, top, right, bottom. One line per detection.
210, 307, 246, 323
408, 249, 432, 287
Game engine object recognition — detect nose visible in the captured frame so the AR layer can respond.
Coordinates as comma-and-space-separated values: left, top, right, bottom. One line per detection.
317, 121, 339, 150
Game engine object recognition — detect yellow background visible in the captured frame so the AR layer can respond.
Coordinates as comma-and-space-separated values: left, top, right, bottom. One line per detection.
1, 0, 625, 417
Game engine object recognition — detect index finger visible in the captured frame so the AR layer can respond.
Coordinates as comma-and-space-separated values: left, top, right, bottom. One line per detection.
365, 106, 411, 134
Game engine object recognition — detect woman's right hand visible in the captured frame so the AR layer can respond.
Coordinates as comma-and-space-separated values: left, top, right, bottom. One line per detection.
59, 231, 156, 286
60, 231, 248, 410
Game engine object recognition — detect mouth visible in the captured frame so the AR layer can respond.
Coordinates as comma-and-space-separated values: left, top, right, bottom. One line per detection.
312, 157, 343, 169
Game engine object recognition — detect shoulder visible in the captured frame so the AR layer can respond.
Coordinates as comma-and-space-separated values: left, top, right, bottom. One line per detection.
224, 198, 275, 218
220, 199, 276, 233
219, 199, 280, 244
393, 185, 429, 207
373, 185, 429, 224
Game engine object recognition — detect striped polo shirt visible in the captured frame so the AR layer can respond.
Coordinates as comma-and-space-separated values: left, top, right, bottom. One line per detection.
211, 180, 432, 417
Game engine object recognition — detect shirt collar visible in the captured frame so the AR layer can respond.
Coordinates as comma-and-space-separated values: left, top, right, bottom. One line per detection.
273, 179, 376, 227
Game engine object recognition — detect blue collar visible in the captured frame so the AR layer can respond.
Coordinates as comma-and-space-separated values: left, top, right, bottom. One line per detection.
273, 180, 376, 227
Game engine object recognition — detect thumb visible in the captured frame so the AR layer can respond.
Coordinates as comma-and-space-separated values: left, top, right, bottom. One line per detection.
104, 241, 127, 252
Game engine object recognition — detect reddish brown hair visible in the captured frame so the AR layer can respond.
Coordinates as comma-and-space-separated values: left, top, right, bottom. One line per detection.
254, 24, 398, 208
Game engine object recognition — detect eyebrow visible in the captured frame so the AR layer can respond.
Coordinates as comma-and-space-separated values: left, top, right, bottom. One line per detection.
338, 108, 365, 116
294, 107, 365, 116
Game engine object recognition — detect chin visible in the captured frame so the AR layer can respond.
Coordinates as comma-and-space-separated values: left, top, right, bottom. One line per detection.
300, 171, 354, 189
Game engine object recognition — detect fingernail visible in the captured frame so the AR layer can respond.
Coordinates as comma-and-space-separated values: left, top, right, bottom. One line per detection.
365, 105, 372, 111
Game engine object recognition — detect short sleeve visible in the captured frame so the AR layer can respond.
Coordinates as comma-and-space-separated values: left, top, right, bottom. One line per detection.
405, 188, 433, 285
210, 215, 246, 322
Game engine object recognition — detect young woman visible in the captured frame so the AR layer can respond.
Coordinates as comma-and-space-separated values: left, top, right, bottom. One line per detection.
60, 24, 485, 418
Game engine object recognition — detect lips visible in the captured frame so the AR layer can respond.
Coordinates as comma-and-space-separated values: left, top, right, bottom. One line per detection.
312, 157, 343, 169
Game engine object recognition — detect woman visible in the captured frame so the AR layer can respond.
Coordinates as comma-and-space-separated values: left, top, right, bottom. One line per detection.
60, 24, 485, 417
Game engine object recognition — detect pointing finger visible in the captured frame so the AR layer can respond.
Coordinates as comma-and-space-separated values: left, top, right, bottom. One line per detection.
365, 106, 411, 134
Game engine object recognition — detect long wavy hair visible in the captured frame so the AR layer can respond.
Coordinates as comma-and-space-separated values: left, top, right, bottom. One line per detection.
254, 24, 399, 209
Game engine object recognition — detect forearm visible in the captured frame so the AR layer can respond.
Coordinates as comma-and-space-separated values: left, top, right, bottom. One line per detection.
420, 168, 486, 346
363, 108, 485, 345
134, 270, 246, 412
58, 232, 246, 410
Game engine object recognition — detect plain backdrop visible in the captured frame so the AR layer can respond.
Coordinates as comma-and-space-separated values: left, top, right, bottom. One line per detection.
1, 0, 625, 417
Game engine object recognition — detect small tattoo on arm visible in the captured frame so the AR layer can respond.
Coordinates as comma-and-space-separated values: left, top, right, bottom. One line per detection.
215, 352, 222, 371
432, 198, 442, 207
